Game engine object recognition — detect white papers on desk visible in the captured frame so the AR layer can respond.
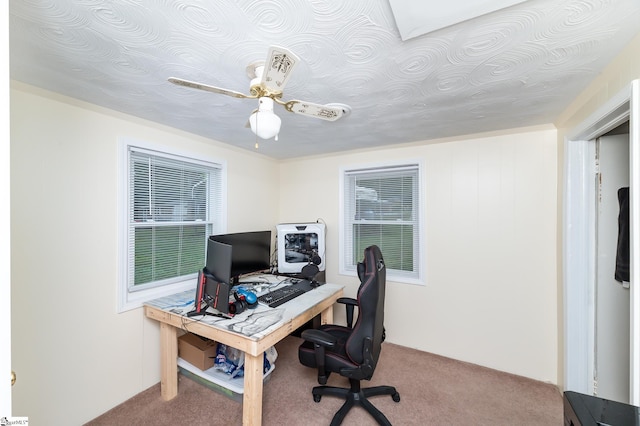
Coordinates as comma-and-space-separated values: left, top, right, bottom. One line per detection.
226, 308, 284, 336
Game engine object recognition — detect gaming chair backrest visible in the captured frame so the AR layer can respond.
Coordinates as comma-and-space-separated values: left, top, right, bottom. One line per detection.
345, 245, 386, 371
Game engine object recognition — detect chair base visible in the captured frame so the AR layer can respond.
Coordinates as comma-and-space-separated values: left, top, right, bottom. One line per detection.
312, 378, 400, 426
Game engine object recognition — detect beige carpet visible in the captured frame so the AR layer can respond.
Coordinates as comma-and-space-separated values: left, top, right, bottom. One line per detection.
86, 336, 563, 425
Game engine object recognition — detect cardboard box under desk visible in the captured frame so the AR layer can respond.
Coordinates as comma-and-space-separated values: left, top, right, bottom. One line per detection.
178, 333, 217, 371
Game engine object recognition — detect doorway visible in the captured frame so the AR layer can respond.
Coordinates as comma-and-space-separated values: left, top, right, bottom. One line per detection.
564, 79, 640, 406
595, 129, 630, 403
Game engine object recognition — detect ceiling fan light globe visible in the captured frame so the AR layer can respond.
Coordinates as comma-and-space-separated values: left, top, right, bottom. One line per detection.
249, 111, 281, 140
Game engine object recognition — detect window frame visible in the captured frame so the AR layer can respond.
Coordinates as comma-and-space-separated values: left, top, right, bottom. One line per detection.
339, 160, 425, 285
117, 138, 227, 312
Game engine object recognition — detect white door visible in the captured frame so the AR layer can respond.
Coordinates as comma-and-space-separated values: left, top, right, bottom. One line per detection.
595, 133, 630, 403
1, 3, 12, 417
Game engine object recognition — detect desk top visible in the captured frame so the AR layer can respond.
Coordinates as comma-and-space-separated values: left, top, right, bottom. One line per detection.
144, 282, 344, 356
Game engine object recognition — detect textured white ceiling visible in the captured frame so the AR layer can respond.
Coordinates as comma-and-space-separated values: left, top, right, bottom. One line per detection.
9, 0, 640, 159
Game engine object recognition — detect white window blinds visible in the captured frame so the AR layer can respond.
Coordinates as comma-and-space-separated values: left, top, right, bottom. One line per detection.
127, 147, 223, 291
343, 164, 421, 281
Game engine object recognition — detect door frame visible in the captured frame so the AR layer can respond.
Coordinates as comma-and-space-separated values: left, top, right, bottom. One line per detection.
564, 80, 640, 405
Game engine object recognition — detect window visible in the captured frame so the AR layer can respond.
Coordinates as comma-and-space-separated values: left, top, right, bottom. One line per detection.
340, 162, 423, 284
118, 140, 226, 311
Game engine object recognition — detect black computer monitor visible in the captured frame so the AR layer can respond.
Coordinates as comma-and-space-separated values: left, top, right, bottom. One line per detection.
205, 238, 232, 284
207, 230, 272, 284
186, 239, 234, 317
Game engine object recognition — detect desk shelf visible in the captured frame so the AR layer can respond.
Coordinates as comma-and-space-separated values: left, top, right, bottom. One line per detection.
178, 357, 275, 402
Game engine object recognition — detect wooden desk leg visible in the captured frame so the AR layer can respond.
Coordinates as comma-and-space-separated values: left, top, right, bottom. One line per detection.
160, 322, 178, 400
243, 352, 264, 426
320, 304, 334, 325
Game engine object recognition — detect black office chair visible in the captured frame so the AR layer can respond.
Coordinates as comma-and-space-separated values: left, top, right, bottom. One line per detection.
298, 245, 400, 426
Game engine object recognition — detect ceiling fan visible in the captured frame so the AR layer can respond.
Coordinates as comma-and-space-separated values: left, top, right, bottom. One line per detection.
168, 45, 351, 141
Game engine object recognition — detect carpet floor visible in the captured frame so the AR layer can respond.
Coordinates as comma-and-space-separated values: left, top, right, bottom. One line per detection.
86, 335, 563, 425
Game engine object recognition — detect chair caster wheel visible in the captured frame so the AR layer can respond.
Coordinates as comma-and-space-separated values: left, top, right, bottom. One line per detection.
392, 392, 400, 402
313, 394, 322, 403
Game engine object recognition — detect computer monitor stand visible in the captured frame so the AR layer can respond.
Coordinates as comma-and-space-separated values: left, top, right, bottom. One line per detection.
186, 294, 231, 319
186, 270, 231, 318
186, 298, 210, 317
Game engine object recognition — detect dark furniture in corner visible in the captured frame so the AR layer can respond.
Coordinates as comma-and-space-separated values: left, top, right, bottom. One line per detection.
564, 391, 640, 425
298, 245, 400, 425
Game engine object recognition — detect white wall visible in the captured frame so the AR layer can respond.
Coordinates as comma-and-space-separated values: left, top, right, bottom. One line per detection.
279, 127, 559, 383
555, 33, 640, 133
10, 83, 280, 425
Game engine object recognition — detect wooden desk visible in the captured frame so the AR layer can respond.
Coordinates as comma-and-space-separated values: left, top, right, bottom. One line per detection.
144, 283, 344, 426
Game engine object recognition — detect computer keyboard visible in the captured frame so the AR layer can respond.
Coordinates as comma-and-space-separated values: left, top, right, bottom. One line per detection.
237, 281, 271, 288
258, 285, 308, 308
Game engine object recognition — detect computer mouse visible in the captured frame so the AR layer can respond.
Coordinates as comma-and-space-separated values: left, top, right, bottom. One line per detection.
244, 292, 257, 305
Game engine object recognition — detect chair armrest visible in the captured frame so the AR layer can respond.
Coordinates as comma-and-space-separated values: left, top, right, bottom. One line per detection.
337, 297, 357, 305
337, 297, 357, 328
300, 328, 337, 348
301, 329, 337, 385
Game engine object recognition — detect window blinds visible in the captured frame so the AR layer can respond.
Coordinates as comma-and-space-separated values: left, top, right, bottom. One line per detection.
344, 164, 420, 279
128, 147, 222, 289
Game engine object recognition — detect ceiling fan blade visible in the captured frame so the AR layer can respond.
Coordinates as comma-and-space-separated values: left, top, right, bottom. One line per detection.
260, 46, 300, 94
168, 77, 253, 99
283, 100, 348, 121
